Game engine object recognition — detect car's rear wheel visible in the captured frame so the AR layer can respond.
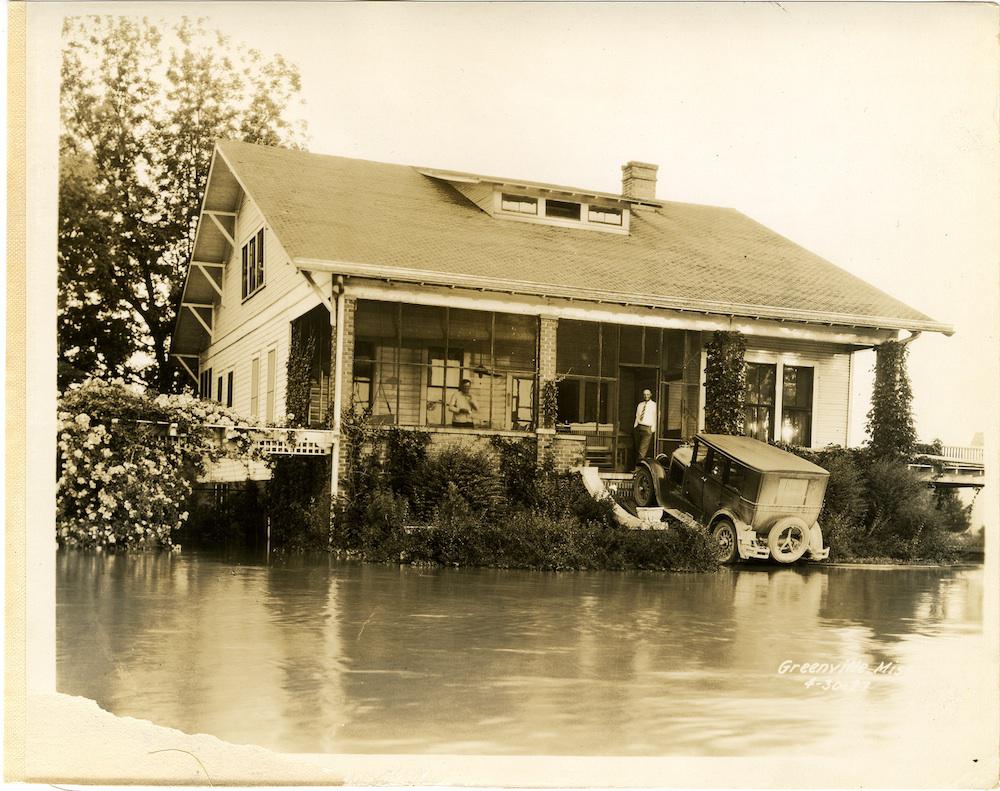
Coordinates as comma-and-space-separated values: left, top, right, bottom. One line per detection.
767, 518, 809, 564
632, 466, 656, 508
711, 518, 739, 564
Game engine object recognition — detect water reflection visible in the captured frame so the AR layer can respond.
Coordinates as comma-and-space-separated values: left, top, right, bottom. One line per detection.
57, 551, 986, 756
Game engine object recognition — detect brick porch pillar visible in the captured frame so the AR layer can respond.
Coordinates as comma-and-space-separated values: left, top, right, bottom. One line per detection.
536, 316, 558, 466
332, 296, 356, 489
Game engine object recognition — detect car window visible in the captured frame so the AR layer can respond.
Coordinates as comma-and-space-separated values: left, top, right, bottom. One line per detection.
708, 453, 726, 481
726, 462, 747, 492
692, 441, 708, 467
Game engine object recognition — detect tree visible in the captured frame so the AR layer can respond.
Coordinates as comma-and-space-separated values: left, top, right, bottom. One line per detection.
703, 330, 747, 435
866, 340, 917, 460
58, 16, 306, 392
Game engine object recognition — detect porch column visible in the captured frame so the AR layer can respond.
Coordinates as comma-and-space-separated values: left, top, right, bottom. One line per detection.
536, 316, 558, 465
330, 296, 356, 496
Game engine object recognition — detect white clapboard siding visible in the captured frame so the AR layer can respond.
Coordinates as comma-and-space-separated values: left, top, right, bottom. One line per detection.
744, 336, 854, 448
198, 191, 323, 423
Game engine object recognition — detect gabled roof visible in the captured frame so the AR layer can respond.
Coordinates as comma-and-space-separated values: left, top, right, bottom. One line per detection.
173, 140, 952, 358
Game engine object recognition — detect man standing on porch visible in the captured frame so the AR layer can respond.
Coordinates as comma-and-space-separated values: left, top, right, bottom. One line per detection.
633, 389, 657, 464
447, 379, 479, 428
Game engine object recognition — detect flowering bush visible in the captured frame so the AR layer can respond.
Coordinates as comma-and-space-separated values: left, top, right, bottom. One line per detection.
57, 379, 264, 550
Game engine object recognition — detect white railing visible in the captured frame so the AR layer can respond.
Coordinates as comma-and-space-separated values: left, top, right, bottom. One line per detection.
127, 420, 335, 456
937, 445, 984, 465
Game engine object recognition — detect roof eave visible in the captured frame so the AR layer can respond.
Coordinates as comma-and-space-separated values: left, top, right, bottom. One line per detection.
293, 257, 954, 337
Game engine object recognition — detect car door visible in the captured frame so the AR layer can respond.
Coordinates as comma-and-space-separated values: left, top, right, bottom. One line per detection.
701, 452, 727, 517
683, 442, 710, 519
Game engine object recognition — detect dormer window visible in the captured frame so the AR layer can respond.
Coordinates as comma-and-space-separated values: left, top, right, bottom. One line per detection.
588, 206, 623, 226
501, 194, 538, 215
545, 200, 581, 221
491, 186, 631, 234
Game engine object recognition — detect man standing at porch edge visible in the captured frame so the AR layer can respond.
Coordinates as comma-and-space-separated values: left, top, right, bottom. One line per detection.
633, 389, 657, 464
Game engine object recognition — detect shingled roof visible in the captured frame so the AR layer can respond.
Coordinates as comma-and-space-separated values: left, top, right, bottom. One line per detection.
206, 141, 953, 336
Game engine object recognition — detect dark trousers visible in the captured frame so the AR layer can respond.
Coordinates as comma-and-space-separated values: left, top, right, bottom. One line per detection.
634, 426, 654, 463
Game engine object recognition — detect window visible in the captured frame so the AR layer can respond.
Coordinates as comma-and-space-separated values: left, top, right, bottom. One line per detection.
545, 199, 581, 220
501, 194, 538, 214
226, 371, 234, 408
353, 301, 537, 430
781, 366, 813, 446
707, 452, 726, 481
352, 341, 375, 410
199, 367, 213, 400
693, 442, 708, 467
241, 227, 265, 300
725, 462, 747, 492
266, 348, 276, 423
556, 320, 617, 434
745, 363, 776, 442
216, 375, 223, 403
588, 206, 622, 226
250, 357, 260, 418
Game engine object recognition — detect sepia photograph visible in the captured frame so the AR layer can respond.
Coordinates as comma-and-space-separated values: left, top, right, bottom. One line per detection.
8, 1, 1000, 786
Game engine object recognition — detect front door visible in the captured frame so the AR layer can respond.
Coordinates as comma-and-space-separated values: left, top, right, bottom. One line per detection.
617, 365, 658, 469
657, 377, 685, 458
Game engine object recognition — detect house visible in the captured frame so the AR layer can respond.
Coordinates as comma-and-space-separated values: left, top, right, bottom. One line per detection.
170, 141, 953, 489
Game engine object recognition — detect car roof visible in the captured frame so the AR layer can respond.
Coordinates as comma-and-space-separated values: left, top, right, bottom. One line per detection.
696, 434, 830, 476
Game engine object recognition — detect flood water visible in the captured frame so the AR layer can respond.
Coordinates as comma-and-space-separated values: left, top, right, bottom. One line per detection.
56, 550, 990, 757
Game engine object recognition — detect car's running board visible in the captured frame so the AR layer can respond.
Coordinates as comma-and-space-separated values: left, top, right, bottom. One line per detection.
663, 507, 702, 531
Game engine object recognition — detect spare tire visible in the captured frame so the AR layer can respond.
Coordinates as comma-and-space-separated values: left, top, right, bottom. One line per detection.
767, 517, 810, 564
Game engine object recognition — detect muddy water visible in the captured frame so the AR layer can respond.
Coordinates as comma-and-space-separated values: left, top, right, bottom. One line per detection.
57, 550, 989, 757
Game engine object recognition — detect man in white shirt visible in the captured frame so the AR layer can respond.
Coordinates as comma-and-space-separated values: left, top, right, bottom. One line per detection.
633, 388, 657, 463
447, 378, 478, 428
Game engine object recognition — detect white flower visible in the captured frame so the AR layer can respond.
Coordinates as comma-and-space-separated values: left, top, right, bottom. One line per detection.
75, 414, 91, 428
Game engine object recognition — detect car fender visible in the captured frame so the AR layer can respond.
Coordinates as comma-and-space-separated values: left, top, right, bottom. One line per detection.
636, 457, 669, 506
708, 507, 748, 532
708, 509, 767, 560
806, 521, 830, 560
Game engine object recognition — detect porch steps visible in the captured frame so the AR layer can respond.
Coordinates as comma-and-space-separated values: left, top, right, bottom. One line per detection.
576, 467, 668, 530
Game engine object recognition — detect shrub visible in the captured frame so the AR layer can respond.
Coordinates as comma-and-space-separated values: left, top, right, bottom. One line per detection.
933, 487, 972, 533
534, 470, 617, 528
409, 445, 505, 520
404, 503, 718, 572
264, 456, 332, 551
771, 441, 962, 562
384, 426, 430, 503
814, 447, 868, 528
56, 379, 260, 550
356, 488, 411, 562
852, 459, 955, 561
489, 436, 540, 508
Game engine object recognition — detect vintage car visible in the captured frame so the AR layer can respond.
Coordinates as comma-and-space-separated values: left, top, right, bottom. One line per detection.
632, 433, 831, 564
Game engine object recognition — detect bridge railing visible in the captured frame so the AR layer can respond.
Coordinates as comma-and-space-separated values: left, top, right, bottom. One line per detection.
937, 445, 984, 465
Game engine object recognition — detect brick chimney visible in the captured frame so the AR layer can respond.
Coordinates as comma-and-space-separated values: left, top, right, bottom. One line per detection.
621, 161, 658, 200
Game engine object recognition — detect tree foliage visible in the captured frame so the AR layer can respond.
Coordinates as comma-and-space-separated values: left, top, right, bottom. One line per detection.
866, 340, 916, 460
703, 330, 747, 434
58, 16, 306, 391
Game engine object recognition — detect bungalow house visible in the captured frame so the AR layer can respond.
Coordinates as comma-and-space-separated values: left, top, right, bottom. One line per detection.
170, 141, 953, 488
